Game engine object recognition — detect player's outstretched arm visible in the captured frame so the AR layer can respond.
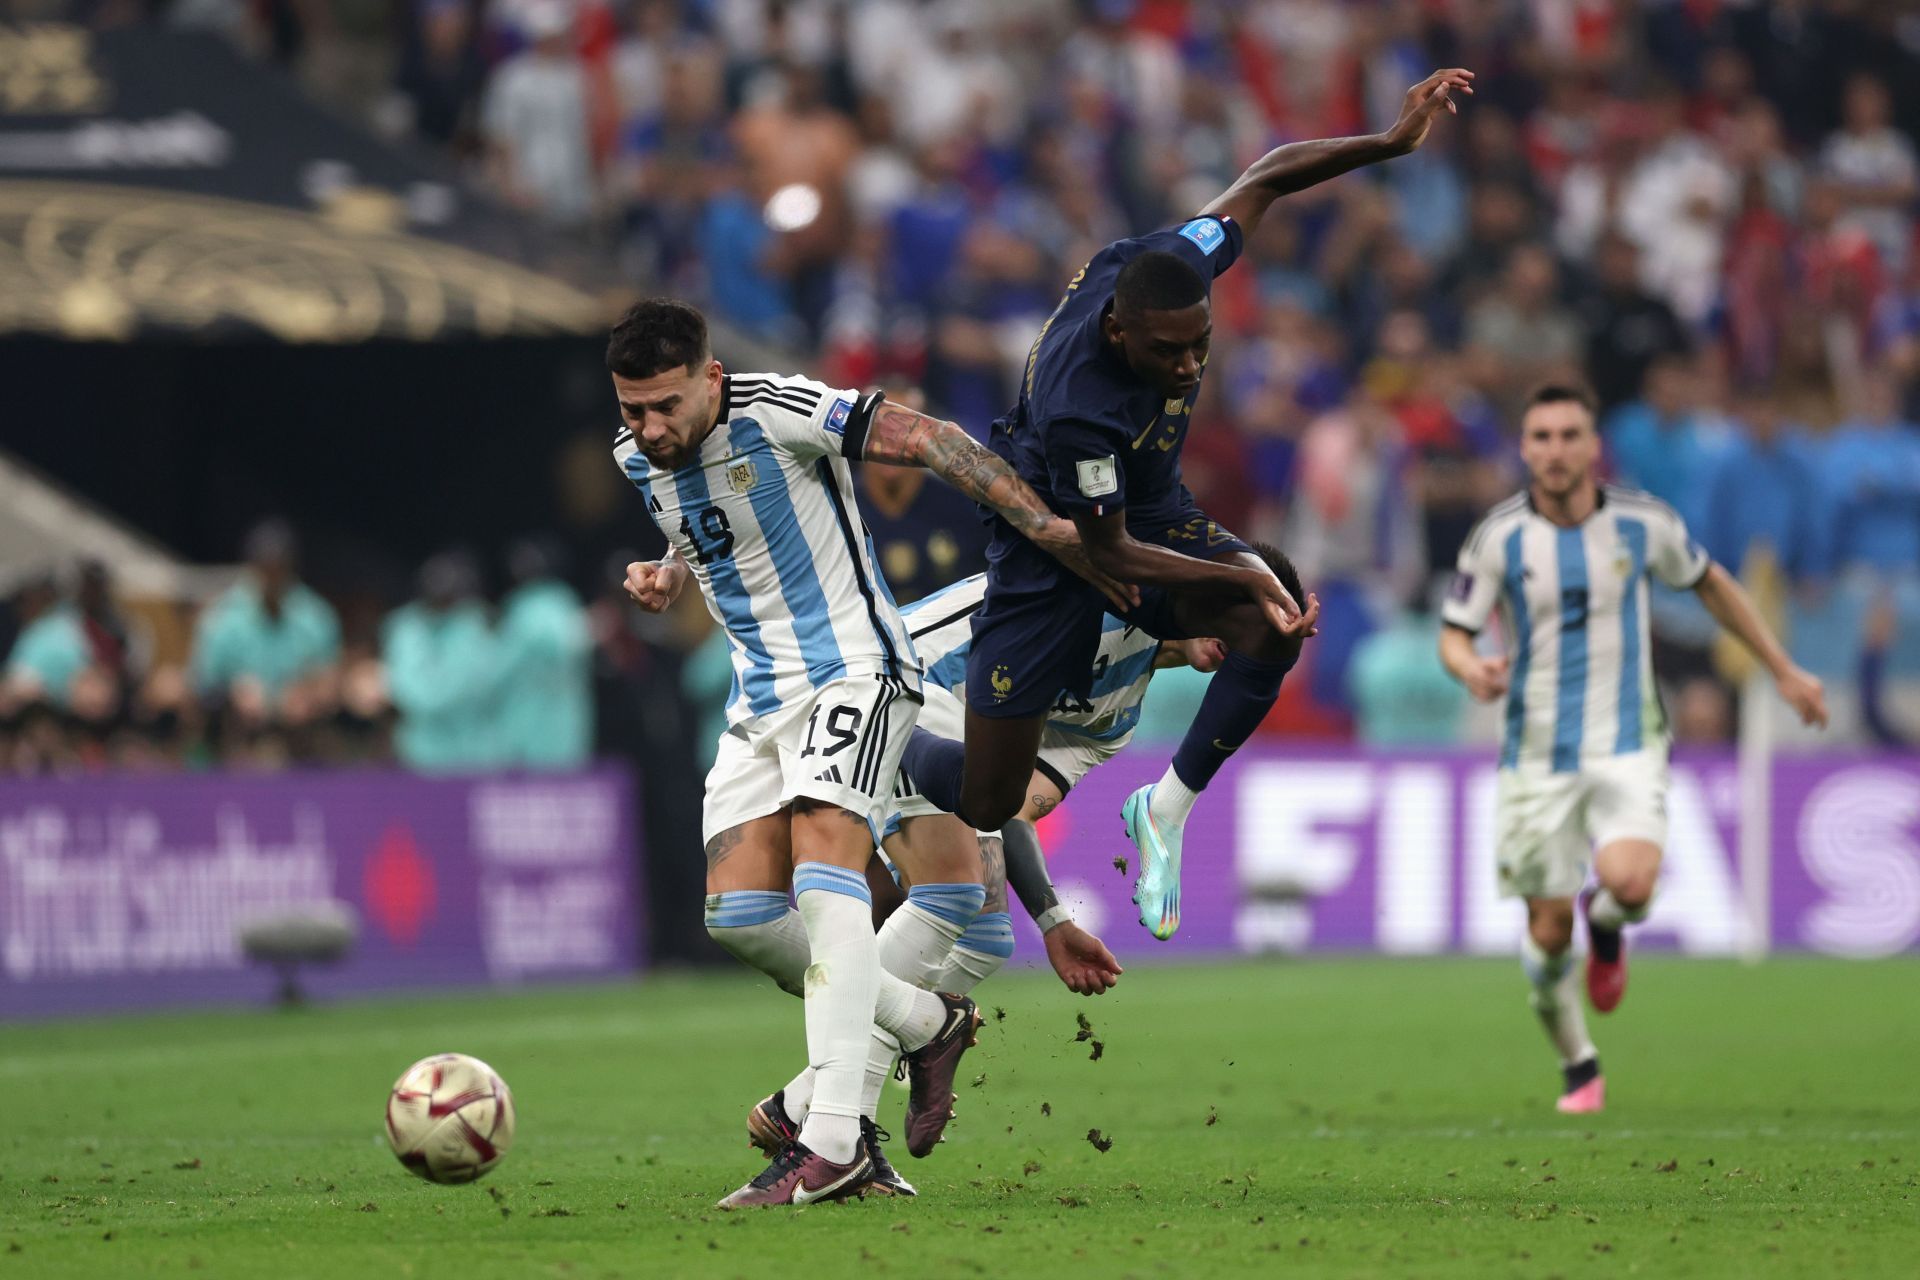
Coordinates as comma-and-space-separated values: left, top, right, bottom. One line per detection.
862, 398, 1139, 609
1692, 563, 1829, 727
1073, 508, 1318, 639
1203, 68, 1473, 235
1003, 818, 1122, 995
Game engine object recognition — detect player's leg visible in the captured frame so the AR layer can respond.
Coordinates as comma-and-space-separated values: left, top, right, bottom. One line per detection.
899, 583, 1104, 829
1122, 544, 1302, 939
702, 816, 807, 990
781, 680, 981, 1160
900, 705, 1050, 830
930, 832, 1017, 994
1497, 766, 1604, 1112
700, 732, 808, 992
1581, 749, 1671, 1013
1522, 895, 1602, 1113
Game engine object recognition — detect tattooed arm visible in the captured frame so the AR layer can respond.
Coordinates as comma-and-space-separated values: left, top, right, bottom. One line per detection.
860, 398, 1138, 609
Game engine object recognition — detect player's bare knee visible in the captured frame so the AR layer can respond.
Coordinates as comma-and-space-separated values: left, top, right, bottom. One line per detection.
1613, 872, 1658, 910
960, 779, 1024, 831
1527, 901, 1575, 954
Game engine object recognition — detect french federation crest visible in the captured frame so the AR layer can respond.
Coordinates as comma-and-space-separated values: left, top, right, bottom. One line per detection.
726, 458, 758, 494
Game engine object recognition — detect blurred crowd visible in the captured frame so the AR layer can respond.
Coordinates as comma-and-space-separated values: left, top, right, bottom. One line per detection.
0, 525, 602, 775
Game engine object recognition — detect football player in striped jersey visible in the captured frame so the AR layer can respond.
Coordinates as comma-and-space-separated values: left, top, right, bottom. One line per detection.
1441, 384, 1827, 1114
609, 299, 1125, 1206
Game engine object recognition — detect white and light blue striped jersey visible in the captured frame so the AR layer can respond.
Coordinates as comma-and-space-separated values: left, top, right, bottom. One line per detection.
613, 372, 921, 727
901, 573, 1161, 749
1444, 486, 1711, 771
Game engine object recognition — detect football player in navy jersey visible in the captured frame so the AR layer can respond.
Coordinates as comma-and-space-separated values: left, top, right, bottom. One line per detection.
901, 68, 1475, 940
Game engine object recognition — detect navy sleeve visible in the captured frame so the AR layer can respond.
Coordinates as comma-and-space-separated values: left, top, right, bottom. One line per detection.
1043, 416, 1134, 516
1137, 215, 1244, 281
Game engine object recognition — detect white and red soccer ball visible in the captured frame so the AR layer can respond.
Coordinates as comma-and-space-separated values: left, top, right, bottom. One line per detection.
385, 1053, 516, 1183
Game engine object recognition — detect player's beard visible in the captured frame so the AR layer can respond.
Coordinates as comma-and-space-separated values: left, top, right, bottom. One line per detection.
1535, 463, 1587, 500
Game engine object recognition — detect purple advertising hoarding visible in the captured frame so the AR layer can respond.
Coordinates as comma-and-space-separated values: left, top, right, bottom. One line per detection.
1012, 748, 1920, 961
0, 769, 638, 1019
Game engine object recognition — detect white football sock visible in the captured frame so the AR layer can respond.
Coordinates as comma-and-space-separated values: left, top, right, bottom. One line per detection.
703, 892, 808, 996
853, 883, 982, 1118
1149, 763, 1200, 826
792, 863, 879, 1165
783, 885, 989, 1127
860, 1031, 899, 1121
1521, 933, 1595, 1068
780, 1063, 815, 1126
881, 883, 984, 987
1588, 887, 1651, 930
934, 912, 1015, 993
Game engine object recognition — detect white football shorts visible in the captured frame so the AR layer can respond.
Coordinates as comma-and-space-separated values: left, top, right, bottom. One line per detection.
1492, 745, 1670, 900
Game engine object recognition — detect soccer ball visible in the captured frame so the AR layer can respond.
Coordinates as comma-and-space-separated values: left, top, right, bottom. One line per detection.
385, 1053, 516, 1183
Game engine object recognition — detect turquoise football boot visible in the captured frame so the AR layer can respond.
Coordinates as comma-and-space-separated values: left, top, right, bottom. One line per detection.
1122, 783, 1183, 940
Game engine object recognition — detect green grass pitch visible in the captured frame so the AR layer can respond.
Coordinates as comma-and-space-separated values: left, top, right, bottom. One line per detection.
7, 956, 1917, 1278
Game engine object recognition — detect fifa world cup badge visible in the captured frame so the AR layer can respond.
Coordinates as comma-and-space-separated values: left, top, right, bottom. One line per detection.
726, 459, 758, 494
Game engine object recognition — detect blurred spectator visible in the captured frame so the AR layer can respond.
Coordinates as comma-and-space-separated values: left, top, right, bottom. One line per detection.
493, 538, 593, 770
1615, 83, 1739, 326
1604, 354, 1718, 526
0, 572, 57, 675
389, 0, 487, 152
3, 560, 136, 713
1579, 231, 1691, 412
382, 550, 499, 772
481, 0, 595, 225
191, 519, 342, 731
1463, 242, 1583, 414
1819, 73, 1918, 277
1347, 585, 1466, 747
1698, 390, 1825, 585
1821, 373, 1920, 584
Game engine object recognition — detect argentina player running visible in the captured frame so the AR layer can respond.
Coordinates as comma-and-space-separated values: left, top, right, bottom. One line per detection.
900, 69, 1476, 942
1440, 385, 1827, 1115
608, 299, 1113, 1207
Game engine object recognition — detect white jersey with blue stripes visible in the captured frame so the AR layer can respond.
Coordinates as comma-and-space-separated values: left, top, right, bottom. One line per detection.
901, 573, 1161, 748
613, 372, 921, 727
1444, 486, 1710, 771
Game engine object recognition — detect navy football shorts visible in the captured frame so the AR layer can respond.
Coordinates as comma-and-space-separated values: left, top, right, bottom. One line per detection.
964, 507, 1255, 719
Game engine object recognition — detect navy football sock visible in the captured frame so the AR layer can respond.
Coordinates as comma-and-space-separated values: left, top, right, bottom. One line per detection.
1169, 649, 1295, 791
900, 726, 968, 816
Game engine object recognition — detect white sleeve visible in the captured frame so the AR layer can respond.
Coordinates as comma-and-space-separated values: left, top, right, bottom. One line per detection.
745, 376, 882, 461
1646, 500, 1712, 589
1441, 516, 1507, 634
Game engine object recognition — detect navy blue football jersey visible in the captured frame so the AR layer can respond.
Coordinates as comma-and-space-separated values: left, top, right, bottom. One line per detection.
990, 214, 1245, 535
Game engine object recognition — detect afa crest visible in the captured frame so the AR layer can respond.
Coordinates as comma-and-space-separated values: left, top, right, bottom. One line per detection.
726, 458, 758, 494
990, 665, 1014, 700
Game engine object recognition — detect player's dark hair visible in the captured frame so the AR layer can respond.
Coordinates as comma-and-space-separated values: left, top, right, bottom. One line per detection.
1247, 540, 1304, 606
1113, 251, 1207, 319
606, 298, 710, 379
1523, 383, 1597, 418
